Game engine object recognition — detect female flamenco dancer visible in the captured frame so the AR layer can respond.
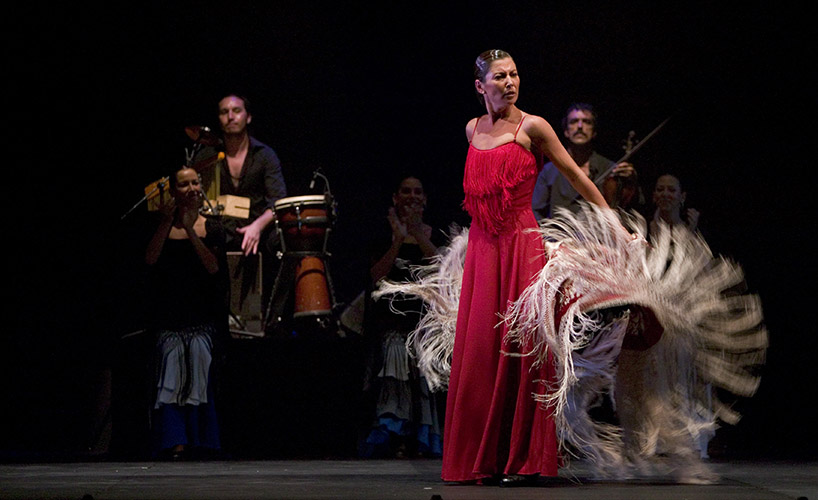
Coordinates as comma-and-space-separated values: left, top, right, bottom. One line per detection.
378, 49, 766, 486
145, 166, 229, 459
444, 49, 607, 485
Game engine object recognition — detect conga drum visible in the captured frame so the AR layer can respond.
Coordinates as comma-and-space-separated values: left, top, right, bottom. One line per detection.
274, 195, 330, 252
293, 256, 332, 318
266, 194, 335, 333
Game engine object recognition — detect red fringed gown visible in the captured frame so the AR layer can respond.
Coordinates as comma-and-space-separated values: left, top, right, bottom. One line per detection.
442, 116, 559, 482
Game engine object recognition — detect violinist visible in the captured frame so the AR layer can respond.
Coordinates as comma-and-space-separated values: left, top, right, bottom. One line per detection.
531, 103, 643, 220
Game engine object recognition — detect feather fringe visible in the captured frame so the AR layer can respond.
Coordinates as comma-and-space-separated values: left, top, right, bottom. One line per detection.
503, 203, 767, 478
375, 203, 767, 481
373, 225, 469, 390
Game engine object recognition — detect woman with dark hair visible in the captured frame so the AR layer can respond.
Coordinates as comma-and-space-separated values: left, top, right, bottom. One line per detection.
440, 49, 607, 484
362, 176, 444, 458
647, 173, 713, 459
378, 49, 765, 486
145, 166, 228, 459
649, 173, 700, 237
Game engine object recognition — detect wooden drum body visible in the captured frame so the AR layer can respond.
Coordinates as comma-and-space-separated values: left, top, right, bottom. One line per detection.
274, 195, 330, 253
293, 256, 332, 318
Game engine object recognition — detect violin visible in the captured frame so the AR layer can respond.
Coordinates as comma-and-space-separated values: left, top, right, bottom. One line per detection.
602, 131, 638, 209
594, 115, 672, 209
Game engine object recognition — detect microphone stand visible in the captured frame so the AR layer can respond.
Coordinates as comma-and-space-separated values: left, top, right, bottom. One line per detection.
120, 176, 169, 221
310, 168, 337, 225
187, 133, 223, 216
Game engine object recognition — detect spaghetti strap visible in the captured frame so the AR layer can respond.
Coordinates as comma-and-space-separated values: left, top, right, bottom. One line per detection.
470, 114, 527, 146
469, 116, 481, 144
513, 114, 526, 141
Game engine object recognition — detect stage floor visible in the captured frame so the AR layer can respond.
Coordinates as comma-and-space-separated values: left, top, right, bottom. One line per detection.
1, 459, 815, 500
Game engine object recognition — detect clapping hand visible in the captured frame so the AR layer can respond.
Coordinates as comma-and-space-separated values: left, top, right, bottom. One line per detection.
686, 208, 700, 232
388, 206, 408, 240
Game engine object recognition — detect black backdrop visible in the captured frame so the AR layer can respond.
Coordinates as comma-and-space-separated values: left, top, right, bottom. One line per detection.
5, 4, 815, 460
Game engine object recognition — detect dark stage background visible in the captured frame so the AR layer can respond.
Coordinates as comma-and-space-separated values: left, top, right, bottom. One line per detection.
5, 4, 815, 461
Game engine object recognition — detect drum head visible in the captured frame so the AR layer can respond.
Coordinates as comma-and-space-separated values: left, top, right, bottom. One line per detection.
274, 195, 327, 210
275, 195, 330, 252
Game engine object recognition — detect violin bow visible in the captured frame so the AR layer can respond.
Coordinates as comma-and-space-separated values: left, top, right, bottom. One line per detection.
592, 115, 673, 187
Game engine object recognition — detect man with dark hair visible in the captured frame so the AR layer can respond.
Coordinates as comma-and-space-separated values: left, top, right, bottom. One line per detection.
532, 103, 641, 220
532, 103, 656, 447
196, 94, 287, 323
210, 94, 286, 254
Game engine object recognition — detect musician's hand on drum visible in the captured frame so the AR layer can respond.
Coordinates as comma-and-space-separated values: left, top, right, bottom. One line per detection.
237, 222, 262, 255
612, 162, 636, 178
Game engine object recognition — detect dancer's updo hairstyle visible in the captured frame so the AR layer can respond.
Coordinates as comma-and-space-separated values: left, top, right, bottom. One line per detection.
474, 49, 513, 104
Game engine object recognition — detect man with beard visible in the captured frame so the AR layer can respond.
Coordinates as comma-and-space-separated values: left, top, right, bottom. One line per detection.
531, 103, 640, 220
531, 103, 654, 437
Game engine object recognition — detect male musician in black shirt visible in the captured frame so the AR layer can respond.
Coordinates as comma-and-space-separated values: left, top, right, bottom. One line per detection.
198, 94, 287, 254
196, 94, 287, 324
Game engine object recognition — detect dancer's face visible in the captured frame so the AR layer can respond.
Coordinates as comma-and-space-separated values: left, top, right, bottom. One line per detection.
476, 57, 519, 108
